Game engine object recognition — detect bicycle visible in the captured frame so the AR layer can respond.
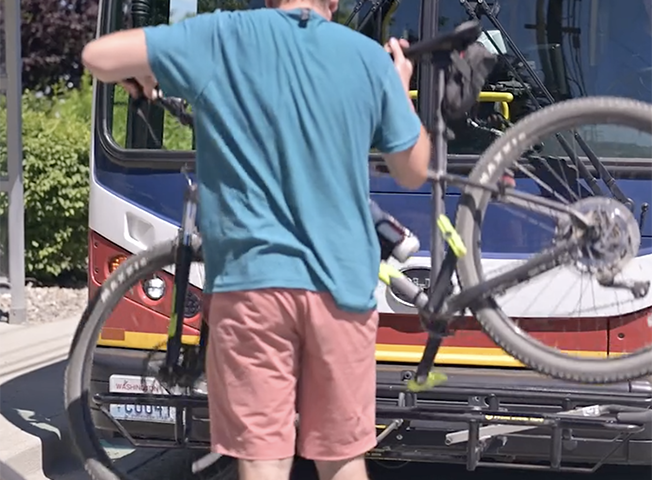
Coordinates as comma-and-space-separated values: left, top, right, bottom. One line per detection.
65, 20, 652, 480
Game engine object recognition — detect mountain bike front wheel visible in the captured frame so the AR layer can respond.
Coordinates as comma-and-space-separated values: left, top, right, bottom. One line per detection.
64, 237, 239, 480
455, 96, 652, 384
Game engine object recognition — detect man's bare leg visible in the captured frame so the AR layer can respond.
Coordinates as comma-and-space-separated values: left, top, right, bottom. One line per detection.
314, 456, 369, 480
239, 457, 294, 480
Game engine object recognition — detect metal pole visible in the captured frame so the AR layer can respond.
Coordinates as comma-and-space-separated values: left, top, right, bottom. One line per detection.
5, 0, 26, 324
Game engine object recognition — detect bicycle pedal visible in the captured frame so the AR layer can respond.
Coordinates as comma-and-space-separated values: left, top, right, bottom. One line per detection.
406, 371, 448, 392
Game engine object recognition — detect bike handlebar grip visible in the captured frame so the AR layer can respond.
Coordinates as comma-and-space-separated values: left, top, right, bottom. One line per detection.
122, 78, 149, 111
123, 78, 142, 93
402, 20, 482, 60
616, 410, 652, 425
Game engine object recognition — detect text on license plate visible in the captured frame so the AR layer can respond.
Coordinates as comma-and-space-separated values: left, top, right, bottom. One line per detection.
108, 374, 176, 424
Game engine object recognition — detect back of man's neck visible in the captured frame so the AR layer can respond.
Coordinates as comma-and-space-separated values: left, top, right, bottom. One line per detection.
277, 1, 331, 21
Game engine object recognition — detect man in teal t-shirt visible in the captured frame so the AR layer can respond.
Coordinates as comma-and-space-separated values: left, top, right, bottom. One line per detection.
82, 1, 431, 478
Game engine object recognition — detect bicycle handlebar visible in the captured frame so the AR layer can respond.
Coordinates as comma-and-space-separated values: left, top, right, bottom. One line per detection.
126, 84, 194, 127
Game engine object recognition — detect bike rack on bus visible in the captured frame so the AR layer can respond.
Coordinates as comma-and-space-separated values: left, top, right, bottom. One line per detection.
93, 377, 652, 473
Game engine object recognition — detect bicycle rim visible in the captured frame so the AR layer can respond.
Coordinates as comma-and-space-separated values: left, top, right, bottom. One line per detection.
455, 96, 652, 384
63, 238, 216, 480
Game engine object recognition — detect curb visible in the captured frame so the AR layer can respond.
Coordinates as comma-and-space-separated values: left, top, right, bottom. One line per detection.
0, 318, 211, 480
0, 318, 80, 480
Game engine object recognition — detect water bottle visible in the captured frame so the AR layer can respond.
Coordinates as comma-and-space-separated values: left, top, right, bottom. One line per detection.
369, 199, 420, 263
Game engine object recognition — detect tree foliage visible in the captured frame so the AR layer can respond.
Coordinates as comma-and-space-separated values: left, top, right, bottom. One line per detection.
16, 0, 245, 92
20, 0, 99, 92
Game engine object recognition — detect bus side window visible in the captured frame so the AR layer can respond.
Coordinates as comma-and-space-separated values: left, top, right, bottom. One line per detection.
109, 0, 419, 151
109, 0, 266, 151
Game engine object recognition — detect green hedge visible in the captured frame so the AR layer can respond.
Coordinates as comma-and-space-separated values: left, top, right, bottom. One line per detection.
0, 79, 92, 281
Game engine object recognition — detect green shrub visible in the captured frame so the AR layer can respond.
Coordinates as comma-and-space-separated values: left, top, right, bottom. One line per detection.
0, 79, 92, 281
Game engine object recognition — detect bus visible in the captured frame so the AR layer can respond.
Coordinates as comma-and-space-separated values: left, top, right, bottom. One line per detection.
87, 0, 652, 472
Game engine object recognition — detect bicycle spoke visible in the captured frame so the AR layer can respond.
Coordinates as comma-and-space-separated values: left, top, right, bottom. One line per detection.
447, 237, 584, 314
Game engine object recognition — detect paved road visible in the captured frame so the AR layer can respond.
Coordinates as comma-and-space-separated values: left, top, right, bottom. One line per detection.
366, 462, 651, 480
60, 445, 650, 480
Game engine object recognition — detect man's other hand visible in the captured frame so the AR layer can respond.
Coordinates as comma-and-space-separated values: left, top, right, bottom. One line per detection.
118, 76, 159, 100
384, 37, 413, 94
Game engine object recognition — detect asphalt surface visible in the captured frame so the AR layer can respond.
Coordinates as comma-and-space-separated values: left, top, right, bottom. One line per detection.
82, 446, 651, 480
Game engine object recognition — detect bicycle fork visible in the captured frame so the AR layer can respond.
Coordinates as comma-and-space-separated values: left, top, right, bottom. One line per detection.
162, 180, 200, 380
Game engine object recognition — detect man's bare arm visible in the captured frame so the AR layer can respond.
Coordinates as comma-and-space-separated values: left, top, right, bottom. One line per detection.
379, 38, 432, 190
82, 29, 153, 84
381, 121, 431, 190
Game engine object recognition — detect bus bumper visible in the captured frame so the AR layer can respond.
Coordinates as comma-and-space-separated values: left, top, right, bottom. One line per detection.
90, 347, 652, 472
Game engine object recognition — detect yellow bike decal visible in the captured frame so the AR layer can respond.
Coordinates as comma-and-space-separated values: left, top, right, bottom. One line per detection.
437, 214, 467, 258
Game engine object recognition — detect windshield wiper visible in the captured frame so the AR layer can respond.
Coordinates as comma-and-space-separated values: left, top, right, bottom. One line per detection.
344, 0, 395, 33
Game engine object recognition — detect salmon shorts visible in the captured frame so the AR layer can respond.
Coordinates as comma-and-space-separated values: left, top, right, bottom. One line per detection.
204, 288, 379, 461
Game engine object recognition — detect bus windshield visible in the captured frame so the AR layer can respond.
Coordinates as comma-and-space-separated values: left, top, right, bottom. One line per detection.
438, 0, 652, 159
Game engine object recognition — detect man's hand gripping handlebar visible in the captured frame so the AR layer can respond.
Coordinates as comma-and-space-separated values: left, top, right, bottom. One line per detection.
123, 78, 194, 128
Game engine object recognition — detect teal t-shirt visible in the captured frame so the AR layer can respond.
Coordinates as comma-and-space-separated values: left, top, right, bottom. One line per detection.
144, 8, 421, 312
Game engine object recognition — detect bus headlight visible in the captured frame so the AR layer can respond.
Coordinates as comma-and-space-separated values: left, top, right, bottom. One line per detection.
142, 275, 166, 301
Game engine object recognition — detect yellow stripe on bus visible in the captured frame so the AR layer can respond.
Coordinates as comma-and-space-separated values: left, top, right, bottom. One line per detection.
98, 331, 607, 367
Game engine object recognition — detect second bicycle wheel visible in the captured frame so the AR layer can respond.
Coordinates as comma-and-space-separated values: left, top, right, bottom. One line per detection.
455, 96, 652, 384
64, 237, 239, 480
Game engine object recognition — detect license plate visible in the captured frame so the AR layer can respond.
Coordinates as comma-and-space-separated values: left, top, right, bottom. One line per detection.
108, 375, 176, 424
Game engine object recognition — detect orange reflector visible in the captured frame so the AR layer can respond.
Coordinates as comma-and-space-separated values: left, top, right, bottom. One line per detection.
108, 255, 128, 273
100, 327, 126, 341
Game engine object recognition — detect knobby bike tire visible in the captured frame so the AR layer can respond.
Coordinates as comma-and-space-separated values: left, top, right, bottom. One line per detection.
64, 238, 238, 480
0, 461, 28, 480
455, 96, 652, 384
